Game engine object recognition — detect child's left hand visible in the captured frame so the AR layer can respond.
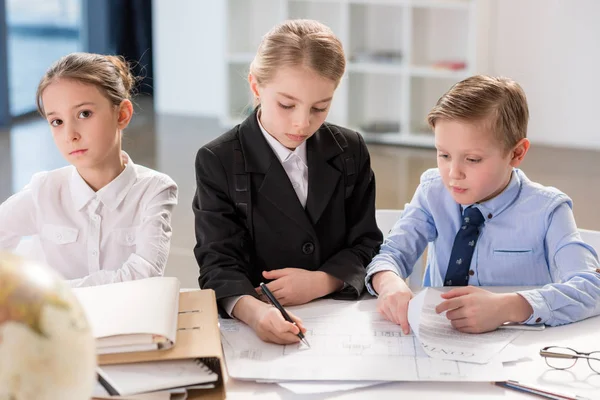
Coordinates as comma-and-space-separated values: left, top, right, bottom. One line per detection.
435, 286, 532, 333
256, 269, 343, 306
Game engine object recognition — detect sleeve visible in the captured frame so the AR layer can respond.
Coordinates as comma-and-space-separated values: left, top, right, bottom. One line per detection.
317, 133, 383, 299
192, 145, 259, 306
67, 177, 178, 288
365, 172, 438, 296
0, 178, 40, 250
517, 201, 600, 326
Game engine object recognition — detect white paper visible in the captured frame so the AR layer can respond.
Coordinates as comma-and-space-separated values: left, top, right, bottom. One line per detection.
407, 288, 522, 364
93, 383, 188, 399
220, 297, 507, 382
277, 381, 384, 394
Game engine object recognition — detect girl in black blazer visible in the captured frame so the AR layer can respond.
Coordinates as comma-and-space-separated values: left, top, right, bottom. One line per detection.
193, 19, 382, 344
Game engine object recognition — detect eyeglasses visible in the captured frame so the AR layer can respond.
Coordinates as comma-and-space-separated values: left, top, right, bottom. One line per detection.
540, 346, 600, 374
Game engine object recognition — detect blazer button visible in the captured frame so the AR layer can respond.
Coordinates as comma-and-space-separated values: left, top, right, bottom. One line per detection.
302, 242, 314, 255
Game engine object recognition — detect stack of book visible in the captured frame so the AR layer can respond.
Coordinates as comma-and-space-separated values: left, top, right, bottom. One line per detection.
73, 277, 225, 400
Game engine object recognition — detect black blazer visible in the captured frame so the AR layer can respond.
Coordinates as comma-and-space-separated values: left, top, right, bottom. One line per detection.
193, 110, 382, 311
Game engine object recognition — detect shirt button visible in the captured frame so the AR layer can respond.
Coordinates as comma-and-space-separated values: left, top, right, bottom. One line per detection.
535, 317, 542, 323
56, 233, 62, 240
93, 215, 100, 221
292, 182, 299, 188
468, 270, 475, 276
487, 213, 493, 219
127, 234, 134, 243
91, 250, 98, 257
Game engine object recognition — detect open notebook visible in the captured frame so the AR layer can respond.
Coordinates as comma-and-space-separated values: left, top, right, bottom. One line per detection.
74, 277, 180, 355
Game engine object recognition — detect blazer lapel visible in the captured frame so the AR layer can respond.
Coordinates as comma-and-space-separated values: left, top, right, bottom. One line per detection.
239, 108, 315, 234
305, 124, 344, 225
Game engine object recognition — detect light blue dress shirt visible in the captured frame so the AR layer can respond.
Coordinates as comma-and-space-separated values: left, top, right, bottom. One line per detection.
366, 168, 600, 326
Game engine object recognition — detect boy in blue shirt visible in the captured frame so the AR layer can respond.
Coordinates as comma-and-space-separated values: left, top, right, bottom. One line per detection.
366, 75, 600, 334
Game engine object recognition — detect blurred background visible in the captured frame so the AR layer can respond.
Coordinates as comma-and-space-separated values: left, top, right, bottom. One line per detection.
0, 0, 599, 287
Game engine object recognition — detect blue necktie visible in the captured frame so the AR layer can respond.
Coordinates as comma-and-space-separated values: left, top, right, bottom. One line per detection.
444, 206, 485, 286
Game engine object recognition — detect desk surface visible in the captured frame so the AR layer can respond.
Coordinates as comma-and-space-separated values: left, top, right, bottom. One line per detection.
219, 294, 600, 400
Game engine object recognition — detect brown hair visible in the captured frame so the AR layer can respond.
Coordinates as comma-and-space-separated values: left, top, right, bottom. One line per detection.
250, 19, 346, 92
36, 52, 136, 116
427, 75, 529, 151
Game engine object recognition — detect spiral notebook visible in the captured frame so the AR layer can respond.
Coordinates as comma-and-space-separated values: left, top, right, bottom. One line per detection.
95, 358, 218, 396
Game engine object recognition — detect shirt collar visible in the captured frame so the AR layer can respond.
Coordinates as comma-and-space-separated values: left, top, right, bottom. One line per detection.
257, 111, 307, 167
70, 151, 138, 212
463, 168, 522, 221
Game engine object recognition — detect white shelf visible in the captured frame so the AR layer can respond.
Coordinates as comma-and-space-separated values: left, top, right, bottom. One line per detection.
347, 62, 406, 75
222, 0, 480, 148
409, 66, 471, 79
410, 0, 471, 10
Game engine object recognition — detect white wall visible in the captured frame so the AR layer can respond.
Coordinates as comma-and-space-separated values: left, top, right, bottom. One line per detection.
489, 0, 600, 149
152, 0, 225, 117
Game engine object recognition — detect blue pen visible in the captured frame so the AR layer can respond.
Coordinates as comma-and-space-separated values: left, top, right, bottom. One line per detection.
259, 282, 311, 347
495, 380, 591, 400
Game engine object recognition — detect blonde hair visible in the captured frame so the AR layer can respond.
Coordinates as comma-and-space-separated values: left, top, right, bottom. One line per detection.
36, 52, 136, 116
427, 75, 529, 151
250, 19, 346, 93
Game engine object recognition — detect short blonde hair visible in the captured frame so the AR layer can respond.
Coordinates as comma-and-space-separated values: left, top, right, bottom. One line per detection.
36, 52, 136, 116
250, 19, 346, 90
427, 75, 529, 151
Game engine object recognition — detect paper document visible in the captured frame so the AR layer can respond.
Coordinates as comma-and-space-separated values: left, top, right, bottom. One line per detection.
407, 288, 521, 364
277, 381, 384, 394
93, 385, 188, 400
220, 298, 506, 382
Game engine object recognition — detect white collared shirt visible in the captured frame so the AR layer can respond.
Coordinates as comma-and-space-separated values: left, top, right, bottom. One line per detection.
0, 152, 178, 287
257, 114, 309, 208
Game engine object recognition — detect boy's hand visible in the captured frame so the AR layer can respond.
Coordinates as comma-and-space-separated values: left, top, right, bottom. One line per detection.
233, 296, 307, 345
373, 271, 414, 334
436, 286, 533, 333
257, 269, 343, 306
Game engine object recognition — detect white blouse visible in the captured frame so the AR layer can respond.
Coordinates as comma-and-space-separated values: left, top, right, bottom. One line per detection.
0, 152, 178, 287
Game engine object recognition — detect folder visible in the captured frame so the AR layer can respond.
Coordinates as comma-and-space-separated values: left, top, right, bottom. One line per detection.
96, 289, 226, 400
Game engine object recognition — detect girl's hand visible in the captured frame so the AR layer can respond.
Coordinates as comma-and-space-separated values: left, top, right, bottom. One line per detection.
257, 269, 343, 306
233, 296, 306, 344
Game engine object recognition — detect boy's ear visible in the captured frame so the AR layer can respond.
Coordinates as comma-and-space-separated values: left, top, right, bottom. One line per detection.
117, 99, 134, 129
509, 138, 530, 167
248, 73, 260, 99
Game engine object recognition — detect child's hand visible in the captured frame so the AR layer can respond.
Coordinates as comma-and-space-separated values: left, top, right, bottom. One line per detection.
373, 271, 414, 334
233, 296, 307, 344
435, 286, 533, 333
258, 269, 342, 306
252, 301, 307, 345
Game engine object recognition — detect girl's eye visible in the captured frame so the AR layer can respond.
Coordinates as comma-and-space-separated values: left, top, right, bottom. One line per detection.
78, 110, 92, 118
437, 154, 449, 159
278, 103, 294, 110
50, 119, 63, 127
467, 158, 481, 163
312, 107, 327, 113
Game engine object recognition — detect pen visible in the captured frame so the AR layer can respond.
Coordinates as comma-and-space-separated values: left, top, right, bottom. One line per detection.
259, 282, 311, 348
494, 380, 591, 400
